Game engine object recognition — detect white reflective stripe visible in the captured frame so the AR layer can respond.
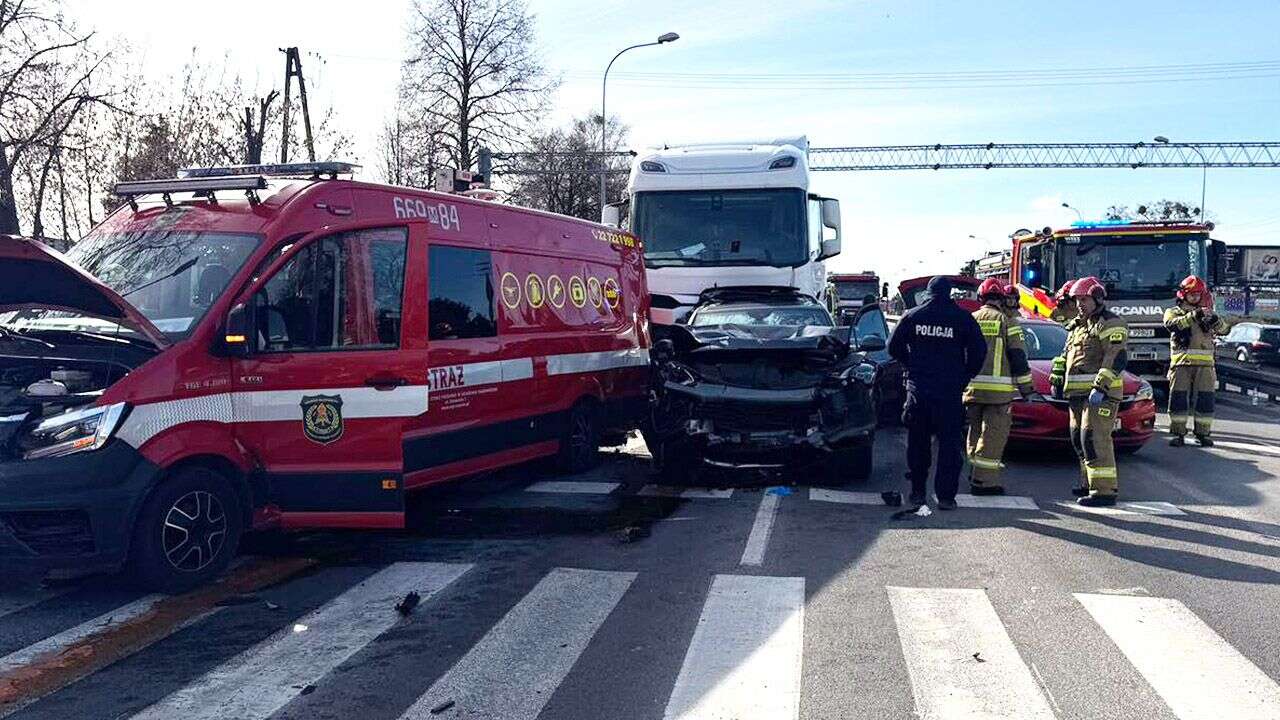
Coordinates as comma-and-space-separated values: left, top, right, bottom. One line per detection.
888, 586, 1057, 720
429, 358, 535, 387
663, 575, 805, 720
546, 348, 649, 376
969, 374, 1015, 386
116, 394, 235, 448
1077, 594, 1280, 720
501, 357, 534, 381
133, 563, 470, 720
399, 568, 635, 720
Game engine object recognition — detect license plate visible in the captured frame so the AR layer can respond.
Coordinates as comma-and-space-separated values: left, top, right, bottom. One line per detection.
1131, 351, 1157, 360
1130, 327, 1155, 338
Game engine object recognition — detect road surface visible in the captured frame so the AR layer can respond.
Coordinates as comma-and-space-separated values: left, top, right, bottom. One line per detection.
2, 396, 1279, 719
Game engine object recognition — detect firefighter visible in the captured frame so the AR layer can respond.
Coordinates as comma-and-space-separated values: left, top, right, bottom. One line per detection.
1050, 281, 1078, 325
1164, 275, 1228, 447
1000, 283, 1022, 319
1048, 280, 1083, 402
1058, 277, 1128, 506
963, 280, 1034, 495
888, 276, 987, 510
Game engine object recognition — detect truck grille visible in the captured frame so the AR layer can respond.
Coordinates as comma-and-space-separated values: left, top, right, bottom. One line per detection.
699, 402, 814, 433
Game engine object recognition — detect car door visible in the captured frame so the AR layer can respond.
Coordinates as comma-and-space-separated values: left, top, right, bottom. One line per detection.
231, 226, 423, 528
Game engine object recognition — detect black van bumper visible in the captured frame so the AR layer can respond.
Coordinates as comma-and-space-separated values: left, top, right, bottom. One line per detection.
0, 440, 158, 576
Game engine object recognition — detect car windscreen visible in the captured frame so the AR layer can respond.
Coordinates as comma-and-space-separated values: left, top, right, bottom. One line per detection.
907, 285, 977, 308
1057, 235, 1207, 300
690, 304, 833, 327
1022, 322, 1068, 360
835, 281, 878, 300
2, 230, 259, 341
634, 188, 807, 268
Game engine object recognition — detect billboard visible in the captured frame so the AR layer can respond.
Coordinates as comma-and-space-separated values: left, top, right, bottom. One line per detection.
1220, 245, 1280, 286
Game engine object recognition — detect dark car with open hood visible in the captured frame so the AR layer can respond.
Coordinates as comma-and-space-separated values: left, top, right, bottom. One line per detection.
645, 286, 882, 483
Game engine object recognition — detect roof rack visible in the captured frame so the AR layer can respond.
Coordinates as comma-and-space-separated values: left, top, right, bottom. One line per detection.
178, 161, 360, 179
112, 175, 269, 211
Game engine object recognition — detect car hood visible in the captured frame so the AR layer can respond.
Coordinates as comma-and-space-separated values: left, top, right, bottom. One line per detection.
671, 323, 852, 363
0, 235, 169, 348
1028, 359, 1142, 395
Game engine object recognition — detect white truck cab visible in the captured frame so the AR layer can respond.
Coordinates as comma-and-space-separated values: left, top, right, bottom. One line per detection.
613, 136, 841, 325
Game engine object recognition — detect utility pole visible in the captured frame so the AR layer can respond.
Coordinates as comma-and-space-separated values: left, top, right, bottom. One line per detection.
279, 47, 316, 163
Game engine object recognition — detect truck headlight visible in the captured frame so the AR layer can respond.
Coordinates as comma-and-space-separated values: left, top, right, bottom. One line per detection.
22, 402, 127, 460
1135, 380, 1154, 402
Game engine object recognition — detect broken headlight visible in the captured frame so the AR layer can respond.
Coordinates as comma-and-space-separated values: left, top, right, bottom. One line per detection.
22, 402, 127, 460
835, 363, 876, 386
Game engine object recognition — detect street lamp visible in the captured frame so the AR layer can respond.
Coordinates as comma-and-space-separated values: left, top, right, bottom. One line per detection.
1061, 202, 1083, 221
1154, 135, 1208, 223
600, 32, 679, 219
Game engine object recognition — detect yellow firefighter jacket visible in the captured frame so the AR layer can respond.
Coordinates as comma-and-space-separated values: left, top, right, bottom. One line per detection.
963, 302, 1034, 404
1064, 308, 1128, 400
1163, 303, 1228, 367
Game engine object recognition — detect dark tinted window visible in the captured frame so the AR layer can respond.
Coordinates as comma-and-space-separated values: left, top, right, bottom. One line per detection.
429, 246, 496, 340
1261, 328, 1280, 344
254, 227, 406, 352
1022, 322, 1068, 360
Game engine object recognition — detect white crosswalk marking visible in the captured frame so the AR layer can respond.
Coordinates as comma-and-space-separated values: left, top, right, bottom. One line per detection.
740, 493, 781, 566
1062, 500, 1186, 516
887, 586, 1057, 720
638, 485, 734, 499
399, 567, 635, 720
130, 562, 471, 720
1077, 593, 1280, 720
523, 480, 620, 494
0, 594, 165, 674
663, 574, 804, 720
810, 488, 1039, 509
809, 488, 884, 505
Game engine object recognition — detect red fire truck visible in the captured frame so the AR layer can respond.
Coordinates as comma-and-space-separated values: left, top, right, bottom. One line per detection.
826, 271, 881, 325
0, 162, 650, 590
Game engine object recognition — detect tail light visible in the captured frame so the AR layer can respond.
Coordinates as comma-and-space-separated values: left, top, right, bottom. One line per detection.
1251, 341, 1272, 349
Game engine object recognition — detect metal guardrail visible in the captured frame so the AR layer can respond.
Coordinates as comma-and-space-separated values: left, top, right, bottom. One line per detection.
1216, 358, 1280, 400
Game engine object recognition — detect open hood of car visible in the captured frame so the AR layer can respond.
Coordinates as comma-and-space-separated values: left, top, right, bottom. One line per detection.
0, 235, 170, 348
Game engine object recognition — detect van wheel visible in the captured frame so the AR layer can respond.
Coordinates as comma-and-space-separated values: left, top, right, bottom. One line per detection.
128, 466, 243, 594
559, 400, 601, 473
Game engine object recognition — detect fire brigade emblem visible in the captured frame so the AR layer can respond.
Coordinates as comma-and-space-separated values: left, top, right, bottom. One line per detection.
300, 394, 344, 444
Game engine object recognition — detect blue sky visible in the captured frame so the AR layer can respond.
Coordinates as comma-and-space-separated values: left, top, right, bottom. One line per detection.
72, 0, 1280, 285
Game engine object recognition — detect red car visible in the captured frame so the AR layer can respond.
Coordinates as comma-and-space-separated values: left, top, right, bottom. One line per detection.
889, 275, 981, 316
1012, 318, 1156, 450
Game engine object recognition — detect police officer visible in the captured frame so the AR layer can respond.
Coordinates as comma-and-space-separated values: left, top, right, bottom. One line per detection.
963, 280, 1034, 495
1058, 277, 1128, 506
888, 276, 987, 510
1164, 275, 1228, 447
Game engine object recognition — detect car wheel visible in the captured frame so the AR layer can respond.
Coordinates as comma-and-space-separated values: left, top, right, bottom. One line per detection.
1238, 347, 1250, 363
558, 400, 601, 473
828, 438, 874, 484
127, 466, 243, 594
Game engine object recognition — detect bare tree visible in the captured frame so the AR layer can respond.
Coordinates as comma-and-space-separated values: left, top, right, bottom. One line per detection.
400, 0, 557, 172
1105, 199, 1204, 223
0, 0, 116, 236
506, 113, 630, 221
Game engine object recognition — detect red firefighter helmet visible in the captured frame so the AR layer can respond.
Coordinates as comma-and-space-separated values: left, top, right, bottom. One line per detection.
977, 278, 1004, 300
1001, 283, 1017, 298
1070, 276, 1107, 301
1054, 280, 1075, 302
1177, 275, 1207, 301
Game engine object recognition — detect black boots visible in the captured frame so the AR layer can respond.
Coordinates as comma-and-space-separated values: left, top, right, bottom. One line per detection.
1077, 493, 1118, 507
969, 484, 1006, 496
1169, 435, 1186, 447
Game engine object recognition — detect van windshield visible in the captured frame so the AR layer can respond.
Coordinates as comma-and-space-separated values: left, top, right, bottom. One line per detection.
2, 230, 259, 341
634, 188, 807, 268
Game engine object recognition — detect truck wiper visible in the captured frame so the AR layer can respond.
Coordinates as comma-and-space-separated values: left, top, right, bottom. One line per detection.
122, 257, 198, 297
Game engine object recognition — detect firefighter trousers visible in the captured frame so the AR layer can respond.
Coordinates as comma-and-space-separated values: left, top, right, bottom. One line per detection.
1068, 397, 1119, 496
1168, 365, 1217, 438
965, 402, 1011, 488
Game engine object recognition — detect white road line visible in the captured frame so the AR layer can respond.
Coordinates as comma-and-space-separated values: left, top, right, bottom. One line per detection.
131, 563, 470, 720
887, 586, 1057, 720
0, 594, 165, 674
1209, 439, 1280, 456
523, 480, 620, 494
740, 493, 781, 566
638, 485, 734, 499
1077, 593, 1280, 720
663, 575, 804, 720
399, 567, 635, 720
809, 488, 884, 505
1061, 500, 1186, 516
952, 494, 1039, 510
0, 586, 69, 620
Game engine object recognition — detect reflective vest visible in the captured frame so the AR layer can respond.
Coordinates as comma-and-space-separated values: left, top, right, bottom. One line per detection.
1163, 303, 1227, 367
964, 303, 1033, 404
1064, 309, 1128, 400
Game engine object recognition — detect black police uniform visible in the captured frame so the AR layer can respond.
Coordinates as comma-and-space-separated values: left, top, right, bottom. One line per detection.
887, 276, 986, 505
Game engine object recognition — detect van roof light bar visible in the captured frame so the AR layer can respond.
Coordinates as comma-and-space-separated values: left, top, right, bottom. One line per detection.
112, 176, 270, 210
178, 161, 360, 179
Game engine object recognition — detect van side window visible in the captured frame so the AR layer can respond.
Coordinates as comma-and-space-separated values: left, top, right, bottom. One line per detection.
254, 227, 407, 352
428, 245, 497, 340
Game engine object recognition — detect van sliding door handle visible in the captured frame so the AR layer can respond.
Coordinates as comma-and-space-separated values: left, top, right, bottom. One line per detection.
364, 375, 408, 390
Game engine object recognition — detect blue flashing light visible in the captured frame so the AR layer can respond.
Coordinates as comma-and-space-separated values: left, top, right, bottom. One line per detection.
1070, 219, 1131, 228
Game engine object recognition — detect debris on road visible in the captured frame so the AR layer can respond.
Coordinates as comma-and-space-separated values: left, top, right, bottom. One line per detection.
890, 504, 933, 521
767, 486, 793, 496
300, 684, 316, 695
616, 525, 651, 543
395, 592, 422, 616
430, 700, 455, 714
973, 652, 985, 662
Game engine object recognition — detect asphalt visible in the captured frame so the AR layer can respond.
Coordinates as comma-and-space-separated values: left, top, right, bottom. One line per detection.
1, 400, 1279, 719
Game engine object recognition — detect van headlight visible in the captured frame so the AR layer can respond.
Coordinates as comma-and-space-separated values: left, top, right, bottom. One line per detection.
1135, 380, 1154, 402
22, 402, 127, 460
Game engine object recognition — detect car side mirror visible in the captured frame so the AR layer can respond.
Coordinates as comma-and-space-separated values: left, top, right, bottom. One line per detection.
857, 334, 886, 352
220, 302, 251, 357
652, 338, 676, 363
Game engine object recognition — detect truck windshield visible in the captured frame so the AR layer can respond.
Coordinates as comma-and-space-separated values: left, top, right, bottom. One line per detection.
1057, 235, 1207, 300
835, 281, 878, 300
2, 230, 259, 341
634, 188, 807, 268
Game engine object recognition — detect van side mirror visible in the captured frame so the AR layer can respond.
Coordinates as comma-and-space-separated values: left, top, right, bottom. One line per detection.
819, 198, 841, 260
601, 204, 621, 228
221, 302, 251, 357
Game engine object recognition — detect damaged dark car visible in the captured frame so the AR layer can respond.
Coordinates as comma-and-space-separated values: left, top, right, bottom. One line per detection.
646, 287, 882, 482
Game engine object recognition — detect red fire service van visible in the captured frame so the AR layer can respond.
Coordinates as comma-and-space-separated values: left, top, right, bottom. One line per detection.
0, 162, 650, 591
